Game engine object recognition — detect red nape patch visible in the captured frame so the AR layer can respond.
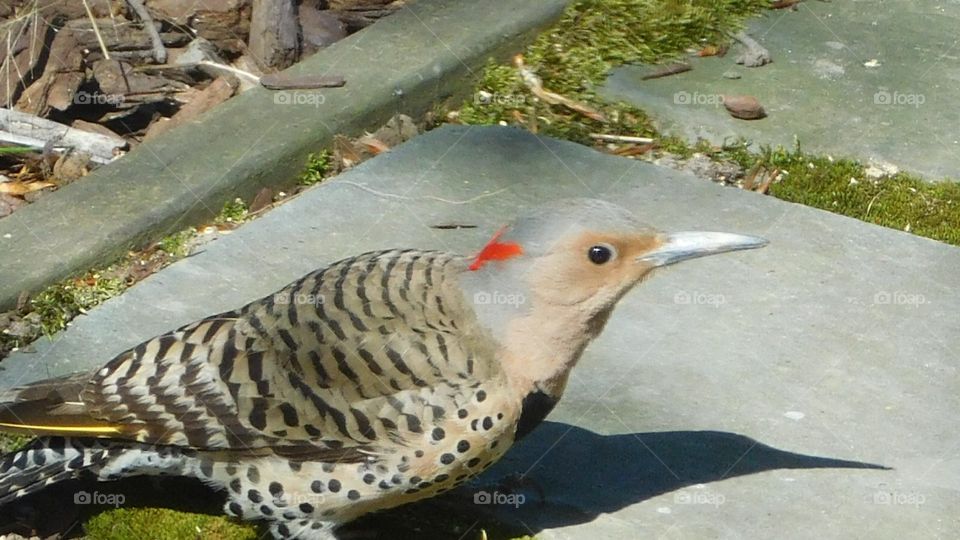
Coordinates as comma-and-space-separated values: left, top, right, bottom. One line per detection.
468, 227, 524, 271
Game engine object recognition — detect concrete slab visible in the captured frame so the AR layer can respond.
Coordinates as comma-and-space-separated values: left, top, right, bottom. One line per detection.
0, 0, 572, 312
2, 126, 957, 539
600, 0, 960, 180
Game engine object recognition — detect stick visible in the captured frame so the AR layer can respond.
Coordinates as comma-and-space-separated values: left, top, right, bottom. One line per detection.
126, 0, 167, 63
0, 108, 126, 163
589, 133, 654, 144
81, 0, 111, 60
338, 181, 509, 205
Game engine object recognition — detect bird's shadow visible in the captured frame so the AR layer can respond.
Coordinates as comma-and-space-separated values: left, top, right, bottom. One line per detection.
0, 422, 888, 539
348, 421, 890, 538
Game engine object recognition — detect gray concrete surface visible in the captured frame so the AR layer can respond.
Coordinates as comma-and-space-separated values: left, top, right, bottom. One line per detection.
3, 126, 957, 539
601, 0, 960, 180
0, 0, 572, 312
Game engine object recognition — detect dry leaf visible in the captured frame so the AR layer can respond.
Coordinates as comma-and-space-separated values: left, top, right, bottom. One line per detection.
333, 134, 363, 169
355, 136, 390, 155
0, 180, 55, 195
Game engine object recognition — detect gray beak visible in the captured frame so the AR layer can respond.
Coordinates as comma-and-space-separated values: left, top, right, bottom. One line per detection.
637, 231, 768, 267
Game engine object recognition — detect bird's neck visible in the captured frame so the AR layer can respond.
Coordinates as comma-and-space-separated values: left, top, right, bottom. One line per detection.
498, 300, 611, 400
458, 262, 610, 402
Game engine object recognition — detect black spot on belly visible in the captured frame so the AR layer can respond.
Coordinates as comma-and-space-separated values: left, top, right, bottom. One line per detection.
269, 481, 284, 497
515, 390, 558, 441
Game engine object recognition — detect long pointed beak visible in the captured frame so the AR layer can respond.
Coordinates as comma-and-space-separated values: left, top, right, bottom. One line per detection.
637, 231, 768, 267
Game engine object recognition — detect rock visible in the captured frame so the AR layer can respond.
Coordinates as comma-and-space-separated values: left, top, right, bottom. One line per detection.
369, 114, 419, 147
722, 70, 742, 80
722, 94, 766, 120
651, 153, 743, 185
864, 161, 900, 179
0, 193, 25, 218
733, 31, 772, 67
173, 37, 225, 67
52, 150, 92, 183
300, 6, 348, 55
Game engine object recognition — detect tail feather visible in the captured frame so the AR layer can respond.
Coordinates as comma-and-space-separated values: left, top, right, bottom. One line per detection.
0, 437, 113, 505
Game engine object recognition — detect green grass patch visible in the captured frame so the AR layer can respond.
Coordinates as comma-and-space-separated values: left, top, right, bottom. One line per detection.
459, 0, 767, 142
762, 151, 960, 246
84, 507, 258, 540
299, 150, 332, 186
215, 198, 249, 225
0, 432, 31, 453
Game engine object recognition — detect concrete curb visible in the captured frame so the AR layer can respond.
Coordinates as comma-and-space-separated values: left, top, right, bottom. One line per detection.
0, 0, 571, 311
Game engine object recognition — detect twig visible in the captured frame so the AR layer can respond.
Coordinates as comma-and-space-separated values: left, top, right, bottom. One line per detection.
640, 62, 691, 80
339, 181, 509, 205
513, 54, 607, 122
589, 133, 654, 144
197, 61, 261, 83
126, 0, 166, 63
755, 168, 778, 194
81, 0, 110, 60
865, 190, 885, 217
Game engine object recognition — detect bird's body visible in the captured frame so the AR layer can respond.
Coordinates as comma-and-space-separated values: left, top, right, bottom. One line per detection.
0, 199, 767, 538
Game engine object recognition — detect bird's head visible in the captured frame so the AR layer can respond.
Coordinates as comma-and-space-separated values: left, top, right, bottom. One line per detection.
460, 198, 767, 395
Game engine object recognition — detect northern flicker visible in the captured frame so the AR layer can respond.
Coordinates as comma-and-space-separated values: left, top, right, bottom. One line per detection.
0, 198, 766, 538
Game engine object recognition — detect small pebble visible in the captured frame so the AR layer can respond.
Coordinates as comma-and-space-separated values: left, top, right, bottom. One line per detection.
722, 70, 742, 80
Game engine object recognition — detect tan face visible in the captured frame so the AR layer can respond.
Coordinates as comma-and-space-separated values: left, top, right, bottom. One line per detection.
525, 230, 663, 310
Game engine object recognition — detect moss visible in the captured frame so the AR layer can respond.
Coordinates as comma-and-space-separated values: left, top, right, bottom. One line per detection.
299, 150, 332, 186
215, 198, 249, 224
84, 507, 258, 540
0, 432, 31, 453
459, 0, 767, 142
158, 228, 197, 258
30, 274, 128, 336
763, 151, 960, 246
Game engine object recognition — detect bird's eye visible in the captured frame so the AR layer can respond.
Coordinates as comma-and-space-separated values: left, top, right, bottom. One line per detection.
588, 244, 615, 265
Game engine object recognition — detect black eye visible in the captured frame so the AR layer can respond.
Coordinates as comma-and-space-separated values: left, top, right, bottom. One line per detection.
588, 245, 613, 265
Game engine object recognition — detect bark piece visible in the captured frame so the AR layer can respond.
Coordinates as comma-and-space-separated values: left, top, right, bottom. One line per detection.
0, 108, 127, 163
144, 76, 237, 140
249, 0, 300, 70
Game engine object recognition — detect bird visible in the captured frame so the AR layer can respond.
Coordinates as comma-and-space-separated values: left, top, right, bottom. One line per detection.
0, 198, 766, 539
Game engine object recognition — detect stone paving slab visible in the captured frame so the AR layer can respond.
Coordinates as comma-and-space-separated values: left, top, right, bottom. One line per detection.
600, 0, 960, 180
0, 0, 572, 312
3, 126, 958, 539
